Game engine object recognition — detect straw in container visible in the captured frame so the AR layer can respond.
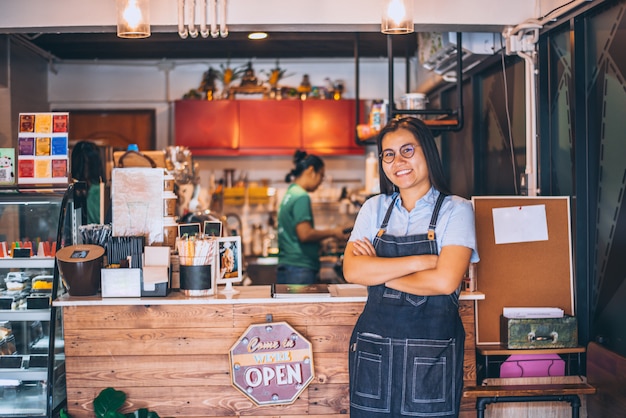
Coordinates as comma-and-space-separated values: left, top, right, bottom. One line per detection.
177, 236, 217, 296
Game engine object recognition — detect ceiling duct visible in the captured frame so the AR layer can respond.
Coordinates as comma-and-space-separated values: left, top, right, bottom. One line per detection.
418, 32, 502, 79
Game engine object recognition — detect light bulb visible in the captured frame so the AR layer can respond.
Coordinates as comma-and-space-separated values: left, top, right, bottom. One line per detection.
387, 0, 406, 24
123, 0, 143, 30
117, 0, 150, 38
381, 0, 414, 34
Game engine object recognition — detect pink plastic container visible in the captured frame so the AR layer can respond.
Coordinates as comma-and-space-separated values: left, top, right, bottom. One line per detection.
500, 354, 565, 378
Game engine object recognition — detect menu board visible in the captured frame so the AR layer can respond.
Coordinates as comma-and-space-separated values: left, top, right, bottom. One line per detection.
17, 112, 69, 186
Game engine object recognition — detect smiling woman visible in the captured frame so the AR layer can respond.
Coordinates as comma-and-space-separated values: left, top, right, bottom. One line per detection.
343, 116, 479, 418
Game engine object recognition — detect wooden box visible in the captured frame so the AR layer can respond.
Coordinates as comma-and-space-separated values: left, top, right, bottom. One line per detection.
500, 315, 578, 349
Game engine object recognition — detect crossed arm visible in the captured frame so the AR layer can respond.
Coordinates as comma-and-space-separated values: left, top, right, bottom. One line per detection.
342, 238, 472, 296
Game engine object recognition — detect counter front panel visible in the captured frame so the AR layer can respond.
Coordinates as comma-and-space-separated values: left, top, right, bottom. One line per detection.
58, 287, 480, 417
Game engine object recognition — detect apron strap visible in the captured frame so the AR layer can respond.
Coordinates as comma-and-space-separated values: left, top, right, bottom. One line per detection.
427, 192, 447, 240
377, 194, 399, 237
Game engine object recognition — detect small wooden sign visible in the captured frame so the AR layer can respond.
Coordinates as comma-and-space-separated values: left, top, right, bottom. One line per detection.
229, 321, 315, 405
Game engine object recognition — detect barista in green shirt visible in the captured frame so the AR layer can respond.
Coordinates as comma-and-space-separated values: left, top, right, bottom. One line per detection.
277, 150, 351, 284
71, 141, 105, 225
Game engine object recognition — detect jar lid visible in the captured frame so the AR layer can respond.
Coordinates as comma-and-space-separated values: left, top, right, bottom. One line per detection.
56, 244, 105, 263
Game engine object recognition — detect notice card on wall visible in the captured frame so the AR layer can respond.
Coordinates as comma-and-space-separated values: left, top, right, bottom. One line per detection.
17, 112, 69, 186
492, 204, 549, 244
0, 148, 15, 185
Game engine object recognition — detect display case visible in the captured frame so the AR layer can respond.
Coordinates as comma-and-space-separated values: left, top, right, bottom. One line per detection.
0, 191, 66, 417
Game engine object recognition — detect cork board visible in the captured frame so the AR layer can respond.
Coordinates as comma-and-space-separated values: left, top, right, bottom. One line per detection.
472, 196, 574, 345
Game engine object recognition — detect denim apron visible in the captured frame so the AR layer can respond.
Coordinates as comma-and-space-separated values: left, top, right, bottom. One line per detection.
349, 192, 464, 417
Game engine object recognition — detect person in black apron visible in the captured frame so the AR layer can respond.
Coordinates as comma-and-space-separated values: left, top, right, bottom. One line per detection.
343, 117, 479, 417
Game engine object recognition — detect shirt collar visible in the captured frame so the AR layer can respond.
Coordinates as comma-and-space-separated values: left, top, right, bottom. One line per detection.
393, 186, 439, 209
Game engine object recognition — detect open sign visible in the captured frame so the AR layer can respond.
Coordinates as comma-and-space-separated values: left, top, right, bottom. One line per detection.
229, 321, 315, 405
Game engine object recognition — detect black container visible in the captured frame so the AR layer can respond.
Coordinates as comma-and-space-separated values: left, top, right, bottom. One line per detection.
179, 265, 212, 296
56, 244, 105, 296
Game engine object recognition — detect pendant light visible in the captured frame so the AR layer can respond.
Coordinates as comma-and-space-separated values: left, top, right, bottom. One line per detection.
117, 0, 151, 38
381, 0, 414, 34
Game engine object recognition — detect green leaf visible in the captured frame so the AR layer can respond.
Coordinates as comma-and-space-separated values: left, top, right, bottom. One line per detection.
59, 408, 72, 418
94, 388, 127, 418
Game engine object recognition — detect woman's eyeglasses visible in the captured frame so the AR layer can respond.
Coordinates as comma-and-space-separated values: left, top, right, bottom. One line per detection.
380, 144, 416, 164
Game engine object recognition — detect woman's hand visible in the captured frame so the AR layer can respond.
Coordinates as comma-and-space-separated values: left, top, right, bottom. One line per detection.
350, 238, 376, 256
343, 240, 439, 287
385, 245, 471, 295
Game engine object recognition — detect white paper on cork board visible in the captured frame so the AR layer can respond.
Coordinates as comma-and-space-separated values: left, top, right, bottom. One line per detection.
492, 204, 549, 244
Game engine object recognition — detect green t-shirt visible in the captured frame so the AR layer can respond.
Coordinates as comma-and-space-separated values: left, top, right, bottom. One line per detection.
277, 183, 320, 271
86, 183, 101, 224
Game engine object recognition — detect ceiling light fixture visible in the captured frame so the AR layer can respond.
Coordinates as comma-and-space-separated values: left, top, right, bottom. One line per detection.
381, 0, 414, 34
116, 0, 151, 38
248, 32, 268, 40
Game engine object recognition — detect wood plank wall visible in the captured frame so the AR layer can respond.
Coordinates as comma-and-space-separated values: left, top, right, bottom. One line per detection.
62, 300, 477, 418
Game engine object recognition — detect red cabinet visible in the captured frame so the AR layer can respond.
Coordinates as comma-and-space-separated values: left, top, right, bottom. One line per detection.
174, 99, 364, 156
238, 101, 301, 155
302, 99, 364, 155
174, 100, 239, 156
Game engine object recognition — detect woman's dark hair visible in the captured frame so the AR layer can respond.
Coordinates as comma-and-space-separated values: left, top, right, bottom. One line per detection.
285, 150, 324, 183
377, 117, 451, 196
71, 141, 104, 186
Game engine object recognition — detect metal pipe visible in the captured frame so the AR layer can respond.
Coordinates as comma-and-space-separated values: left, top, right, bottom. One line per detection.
187, 0, 198, 38
518, 49, 538, 196
199, 0, 209, 38
210, 0, 218, 38
452, 32, 464, 132
387, 34, 394, 122
405, 41, 411, 93
354, 32, 361, 145
177, 0, 188, 39
219, 0, 228, 38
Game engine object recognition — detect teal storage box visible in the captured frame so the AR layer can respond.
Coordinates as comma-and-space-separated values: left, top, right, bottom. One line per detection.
500, 315, 578, 349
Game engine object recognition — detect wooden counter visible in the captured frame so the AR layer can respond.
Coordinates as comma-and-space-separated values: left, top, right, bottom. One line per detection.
54, 286, 484, 418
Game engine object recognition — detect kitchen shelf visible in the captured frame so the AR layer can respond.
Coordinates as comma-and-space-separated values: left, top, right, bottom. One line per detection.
1, 309, 52, 322
0, 258, 55, 269
476, 344, 586, 383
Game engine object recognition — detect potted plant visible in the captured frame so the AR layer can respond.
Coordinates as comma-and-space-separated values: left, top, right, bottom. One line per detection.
60, 387, 160, 418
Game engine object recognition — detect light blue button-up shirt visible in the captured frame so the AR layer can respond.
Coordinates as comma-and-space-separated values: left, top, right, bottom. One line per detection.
350, 187, 480, 262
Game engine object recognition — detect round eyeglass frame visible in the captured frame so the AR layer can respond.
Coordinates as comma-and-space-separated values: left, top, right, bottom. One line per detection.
379, 144, 416, 164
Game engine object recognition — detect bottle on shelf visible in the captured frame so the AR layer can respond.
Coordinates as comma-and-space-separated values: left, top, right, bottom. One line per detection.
262, 214, 279, 257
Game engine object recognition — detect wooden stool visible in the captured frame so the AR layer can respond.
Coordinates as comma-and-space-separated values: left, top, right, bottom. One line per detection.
463, 381, 596, 418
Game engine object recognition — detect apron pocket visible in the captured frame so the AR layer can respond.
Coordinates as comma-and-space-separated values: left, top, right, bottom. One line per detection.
380, 288, 427, 307
381, 288, 403, 305
401, 338, 458, 416
405, 294, 428, 307
350, 333, 392, 413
